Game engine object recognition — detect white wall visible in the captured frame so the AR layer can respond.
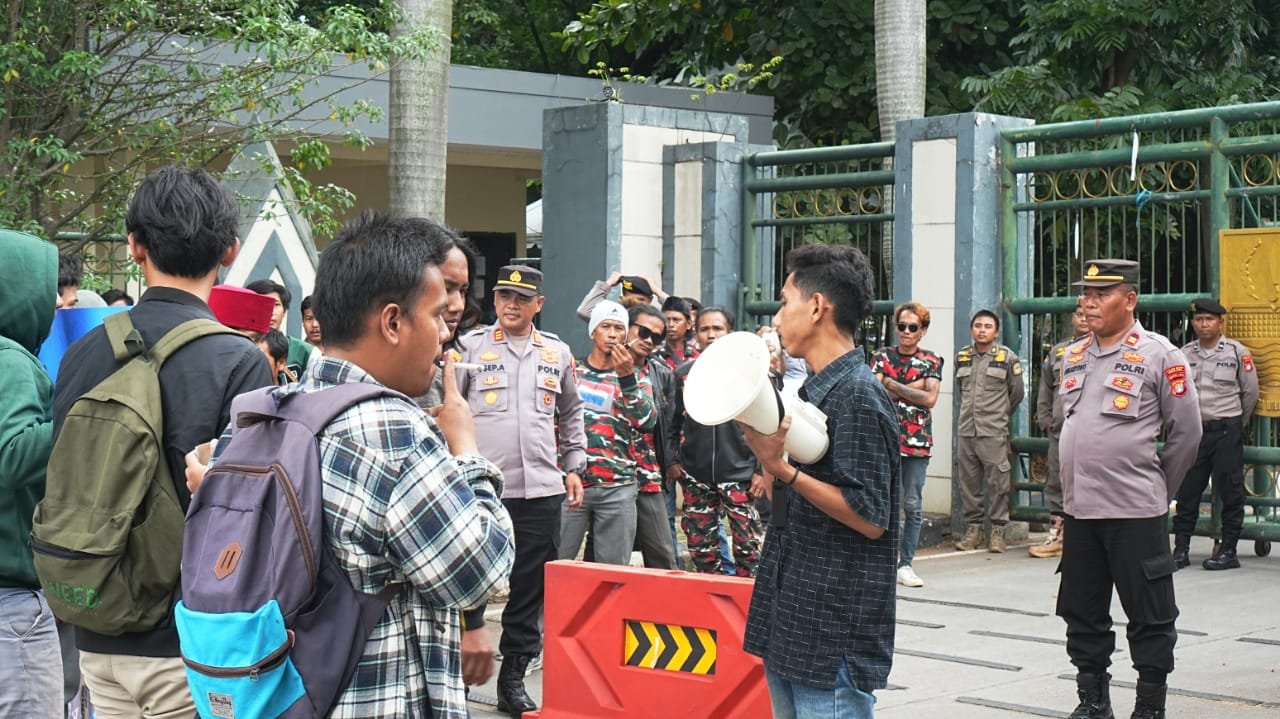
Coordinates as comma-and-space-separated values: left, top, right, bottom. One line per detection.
620, 124, 729, 288
910, 138, 959, 516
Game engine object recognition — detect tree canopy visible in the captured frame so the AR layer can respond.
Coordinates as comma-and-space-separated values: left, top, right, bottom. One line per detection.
963, 0, 1280, 121
2, 0, 433, 246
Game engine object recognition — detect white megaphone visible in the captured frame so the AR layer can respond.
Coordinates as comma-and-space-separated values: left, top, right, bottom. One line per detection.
683, 331, 829, 464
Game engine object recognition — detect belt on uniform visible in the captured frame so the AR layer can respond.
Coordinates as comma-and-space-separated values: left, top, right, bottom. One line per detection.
1202, 416, 1241, 431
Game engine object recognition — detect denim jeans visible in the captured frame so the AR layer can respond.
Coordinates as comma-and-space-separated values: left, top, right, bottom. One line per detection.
0, 587, 63, 718
765, 660, 876, 719
898, 456, 930, 567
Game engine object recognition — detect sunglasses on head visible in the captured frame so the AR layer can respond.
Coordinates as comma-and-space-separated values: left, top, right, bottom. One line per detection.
897, 322, 922, 333
635, 325, 664, 342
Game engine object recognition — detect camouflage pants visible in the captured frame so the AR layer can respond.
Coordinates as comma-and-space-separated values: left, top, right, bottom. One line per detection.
681, 478, 763, 577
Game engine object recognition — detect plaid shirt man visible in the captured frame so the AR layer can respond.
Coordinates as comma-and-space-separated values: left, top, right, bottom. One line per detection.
744, 349, 900, 691
222, 357, 514, 718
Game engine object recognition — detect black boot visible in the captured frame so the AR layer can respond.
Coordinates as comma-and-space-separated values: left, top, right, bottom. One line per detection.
1202, 543, 1240, 571
495, 654, 537, 717
1069, 672, 1115, 719
1131, 680, 1166, 719
1171, 536, 1190, 570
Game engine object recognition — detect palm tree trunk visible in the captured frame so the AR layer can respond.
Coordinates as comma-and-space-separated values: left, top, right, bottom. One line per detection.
874, 0, 926, 285
388, 0, 452, 218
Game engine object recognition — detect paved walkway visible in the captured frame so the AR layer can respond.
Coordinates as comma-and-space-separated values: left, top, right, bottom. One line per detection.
468, 533, 1279, 718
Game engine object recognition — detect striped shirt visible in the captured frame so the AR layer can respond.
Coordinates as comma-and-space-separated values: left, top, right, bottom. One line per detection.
254, 357, 514, 718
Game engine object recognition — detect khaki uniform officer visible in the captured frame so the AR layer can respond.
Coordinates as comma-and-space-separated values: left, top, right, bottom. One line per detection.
1029, 302, 1090, 559
1172, 297, 1259, 571
954, 310, 1024, 553
1056, 259, 1202, 719
455, 265, 587, 717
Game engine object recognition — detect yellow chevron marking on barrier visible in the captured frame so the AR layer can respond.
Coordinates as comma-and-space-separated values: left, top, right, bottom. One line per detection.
623, 619, 717, 675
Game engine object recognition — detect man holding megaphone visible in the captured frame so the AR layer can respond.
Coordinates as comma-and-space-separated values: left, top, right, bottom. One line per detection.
739, 244, 900, 719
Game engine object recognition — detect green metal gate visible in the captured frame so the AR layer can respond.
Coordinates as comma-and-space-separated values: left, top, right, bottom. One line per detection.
1000, 101, 1280, 552
739, 143, 897, 342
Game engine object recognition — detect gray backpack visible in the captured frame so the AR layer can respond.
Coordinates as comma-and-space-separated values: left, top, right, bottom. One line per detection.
174, 383, 405, 719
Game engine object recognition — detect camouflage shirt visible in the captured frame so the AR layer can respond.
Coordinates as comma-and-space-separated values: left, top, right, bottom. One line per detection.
871, 346, 944, 457
574, 361, 657, 488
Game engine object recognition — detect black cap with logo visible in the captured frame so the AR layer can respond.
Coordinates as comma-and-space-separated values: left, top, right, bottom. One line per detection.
1072, 259, 1140, 288
1189, 297, 1227, 316
495, 265, 543, 297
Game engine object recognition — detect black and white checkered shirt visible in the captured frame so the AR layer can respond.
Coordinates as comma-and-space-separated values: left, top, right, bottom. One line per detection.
744, 349, 901, 690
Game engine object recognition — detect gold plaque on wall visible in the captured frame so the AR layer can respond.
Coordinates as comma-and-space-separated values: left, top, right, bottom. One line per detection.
1220, 227, 1280, 417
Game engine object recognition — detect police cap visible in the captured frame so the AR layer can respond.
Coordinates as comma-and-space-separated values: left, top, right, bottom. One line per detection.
495, 265, 542, 297
1073, 259, 1140, 289
1190, 297, 1227, 316
619, 275, 653, 298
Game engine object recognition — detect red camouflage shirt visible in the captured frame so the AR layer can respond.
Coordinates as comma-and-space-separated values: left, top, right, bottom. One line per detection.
871, 346, 944, 457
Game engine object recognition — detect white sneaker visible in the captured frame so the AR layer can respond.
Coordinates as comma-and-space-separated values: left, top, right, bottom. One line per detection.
897, 565, 924, 588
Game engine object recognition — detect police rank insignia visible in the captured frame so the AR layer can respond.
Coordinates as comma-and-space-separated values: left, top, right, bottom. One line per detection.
1124, 333, 1140, 347
1243, 355, 1254, 372
1122, 352, 1146, 363
480, 352, 499, 361
1113, 394, 1131, 410
484, 391, 498, 405
1056, 347, 1067, 358
493, 328, 505, 342
1165, 365, 1188, 397
1111, 376, 1134, 391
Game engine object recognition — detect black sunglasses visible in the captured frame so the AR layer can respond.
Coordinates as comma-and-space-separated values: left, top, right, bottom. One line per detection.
635, 325, 664, 342
897, 322, 923, 333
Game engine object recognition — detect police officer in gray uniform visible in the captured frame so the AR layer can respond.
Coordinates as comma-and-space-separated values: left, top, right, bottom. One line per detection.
1171, 297, 1260, 571
1057, 259, 1202, 719
954, 309, 1025, 553
456, 265, 587, 717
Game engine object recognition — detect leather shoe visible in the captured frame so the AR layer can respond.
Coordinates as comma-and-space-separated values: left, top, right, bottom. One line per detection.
1172, 546, 1190, 570
1202, 546, 1240, 571
495, 655, 538, 716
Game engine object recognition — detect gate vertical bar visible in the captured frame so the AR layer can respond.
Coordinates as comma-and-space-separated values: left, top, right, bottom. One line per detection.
1209, 116, 1229, 296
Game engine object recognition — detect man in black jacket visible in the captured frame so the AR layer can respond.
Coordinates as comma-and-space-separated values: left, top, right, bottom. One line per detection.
51, 167, 273, 716
626, 304, 679, 569
669, 307, 765, 576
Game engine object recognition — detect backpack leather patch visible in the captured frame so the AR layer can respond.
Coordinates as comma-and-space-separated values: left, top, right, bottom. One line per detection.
214, 542, 243, 580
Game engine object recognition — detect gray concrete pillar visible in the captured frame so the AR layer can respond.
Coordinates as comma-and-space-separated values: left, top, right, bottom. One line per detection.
890, 113, 1034, 535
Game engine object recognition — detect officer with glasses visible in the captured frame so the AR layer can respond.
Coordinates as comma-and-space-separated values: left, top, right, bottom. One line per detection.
872, 302, 944, 587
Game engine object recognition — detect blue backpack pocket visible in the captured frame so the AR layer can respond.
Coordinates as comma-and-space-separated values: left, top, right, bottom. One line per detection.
175, 599, 307, 718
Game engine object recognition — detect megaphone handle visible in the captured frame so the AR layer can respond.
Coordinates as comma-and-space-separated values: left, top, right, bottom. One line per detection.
771, 482, 789, 529
772, 385, 785, 428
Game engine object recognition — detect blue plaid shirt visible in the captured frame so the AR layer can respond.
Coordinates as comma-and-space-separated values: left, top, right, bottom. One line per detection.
220, 357, 515, 718
744, 349, 900, 691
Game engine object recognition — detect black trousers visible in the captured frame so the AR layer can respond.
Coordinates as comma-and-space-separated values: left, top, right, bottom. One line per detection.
1057, 515, 1178, 681
1171, 418, 1246, 546
499, 494, 562, 658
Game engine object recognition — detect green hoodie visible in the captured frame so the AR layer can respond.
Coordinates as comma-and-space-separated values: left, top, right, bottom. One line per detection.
0, 229, 57, 588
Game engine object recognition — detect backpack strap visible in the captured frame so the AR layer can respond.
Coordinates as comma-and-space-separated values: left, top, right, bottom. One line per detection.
104, 312, 148, 362
148, 318, 242, 366
279, 382, 414, 437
